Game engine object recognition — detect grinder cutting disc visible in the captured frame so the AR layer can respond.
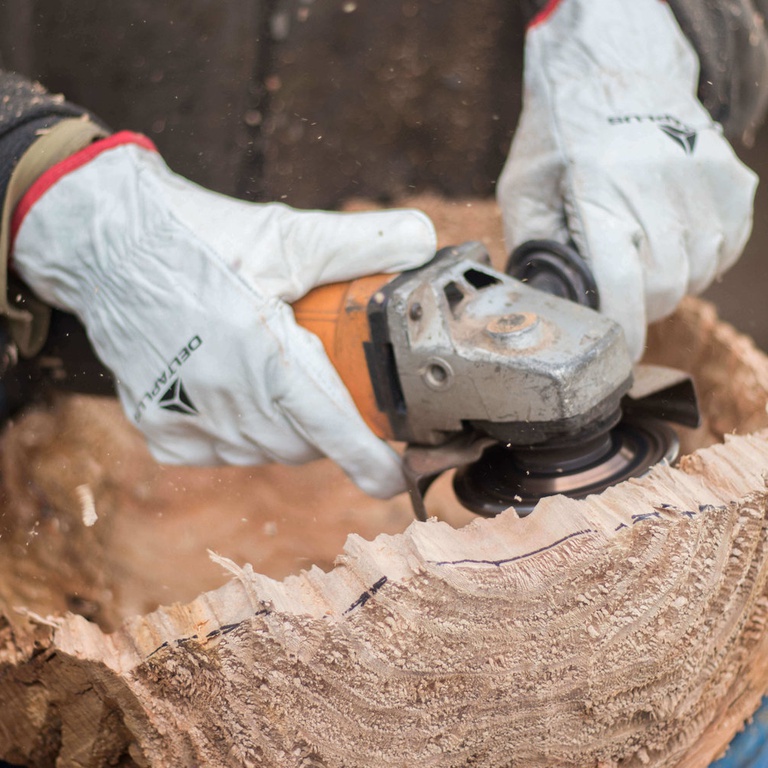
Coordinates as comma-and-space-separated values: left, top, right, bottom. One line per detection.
453, 417, 679, 517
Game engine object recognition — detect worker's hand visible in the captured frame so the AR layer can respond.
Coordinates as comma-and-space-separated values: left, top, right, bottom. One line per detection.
11, 134, 436, 498
498, 0, 757, 361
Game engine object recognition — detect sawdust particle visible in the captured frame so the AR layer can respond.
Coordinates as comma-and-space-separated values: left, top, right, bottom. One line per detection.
76, 484, 97, 527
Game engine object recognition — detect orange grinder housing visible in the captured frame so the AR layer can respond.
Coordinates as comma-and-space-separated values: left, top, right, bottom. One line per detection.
292, 273, 398, 441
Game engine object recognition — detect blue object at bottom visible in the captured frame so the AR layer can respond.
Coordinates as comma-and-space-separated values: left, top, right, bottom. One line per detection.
711, 697, 768, 767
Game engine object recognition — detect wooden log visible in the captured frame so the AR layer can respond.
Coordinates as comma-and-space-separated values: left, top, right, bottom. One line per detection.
2, 197, 768, 767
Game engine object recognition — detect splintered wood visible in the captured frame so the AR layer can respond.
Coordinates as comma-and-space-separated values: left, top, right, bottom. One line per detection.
2, 197, 768, 767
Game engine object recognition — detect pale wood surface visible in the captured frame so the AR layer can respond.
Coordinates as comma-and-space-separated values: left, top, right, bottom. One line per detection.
1, 198, 768, 766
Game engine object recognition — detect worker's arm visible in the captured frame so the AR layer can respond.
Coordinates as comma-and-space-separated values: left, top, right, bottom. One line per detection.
0, 73, 436, 498
499, 0, 759, 360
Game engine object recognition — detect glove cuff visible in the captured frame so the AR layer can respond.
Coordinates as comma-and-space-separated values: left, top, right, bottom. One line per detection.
7, 131, 155, 356
526, 0, 562, 28
11, 131, 157, 244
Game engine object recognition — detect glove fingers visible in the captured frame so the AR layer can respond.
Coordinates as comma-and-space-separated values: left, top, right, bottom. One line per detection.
270, 317, 407, 498
275, 207, 437, 302
683, 139, 757, 294
496, 105, 568, 250
136, 303, 406, 497
160, 160, 436, 303
572, 197, 650, 361
497, 164, 568, 250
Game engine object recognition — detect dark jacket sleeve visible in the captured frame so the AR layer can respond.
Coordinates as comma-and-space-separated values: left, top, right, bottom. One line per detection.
0, 72, 104, 214
521, 0, 768, 145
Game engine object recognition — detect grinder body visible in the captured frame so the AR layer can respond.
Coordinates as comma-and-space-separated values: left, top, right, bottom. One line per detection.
293, 242, 634, 451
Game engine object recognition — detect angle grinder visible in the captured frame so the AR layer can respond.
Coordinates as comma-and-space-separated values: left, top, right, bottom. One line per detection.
291, 239, 699, 519
0, 240, 698, 520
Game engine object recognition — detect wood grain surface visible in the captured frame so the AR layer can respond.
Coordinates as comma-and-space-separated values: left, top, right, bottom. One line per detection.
1, 198, 768, 767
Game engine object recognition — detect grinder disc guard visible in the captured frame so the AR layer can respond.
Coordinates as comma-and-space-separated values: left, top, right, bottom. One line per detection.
453, 417, 679, 517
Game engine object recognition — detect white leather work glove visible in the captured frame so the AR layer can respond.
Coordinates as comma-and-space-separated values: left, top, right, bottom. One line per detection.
11, 133, 437, 498
498, 0, 758, 361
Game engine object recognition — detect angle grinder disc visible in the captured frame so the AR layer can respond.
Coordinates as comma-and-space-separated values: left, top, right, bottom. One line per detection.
453, 417, 679, 518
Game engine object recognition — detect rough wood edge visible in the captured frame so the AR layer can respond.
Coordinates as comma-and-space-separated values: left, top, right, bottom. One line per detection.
9, 433, 768, 767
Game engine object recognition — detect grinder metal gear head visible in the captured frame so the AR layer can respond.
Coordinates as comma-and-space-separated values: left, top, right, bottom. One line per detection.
397, 241, 699, 519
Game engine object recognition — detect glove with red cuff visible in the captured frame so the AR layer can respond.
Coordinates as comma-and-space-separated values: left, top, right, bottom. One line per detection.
499, 0, 758, 361
11, 132, 437, 498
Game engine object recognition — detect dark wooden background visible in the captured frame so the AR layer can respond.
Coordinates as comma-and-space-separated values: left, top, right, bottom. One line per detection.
0, 0, 764, 348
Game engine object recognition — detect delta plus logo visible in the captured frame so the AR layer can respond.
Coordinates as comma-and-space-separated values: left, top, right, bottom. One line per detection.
159, 378, 199, 416
134, 335, 203, 422
608, 114, 698, 155
657, 123, 697, 154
